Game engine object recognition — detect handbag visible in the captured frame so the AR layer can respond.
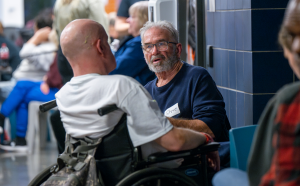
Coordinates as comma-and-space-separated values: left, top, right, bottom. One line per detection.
41, 134, 104, 186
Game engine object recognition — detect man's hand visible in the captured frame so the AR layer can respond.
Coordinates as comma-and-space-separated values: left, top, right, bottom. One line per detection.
207, 150, 220, 171
40, 82, 50, 95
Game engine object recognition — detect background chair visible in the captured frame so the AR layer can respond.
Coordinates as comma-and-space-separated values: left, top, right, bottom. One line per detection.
229, 125, 257, 171
26, 101, 56, 153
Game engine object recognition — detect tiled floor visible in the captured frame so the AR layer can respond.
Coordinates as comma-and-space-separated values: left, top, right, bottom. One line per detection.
0, 142, 58, 186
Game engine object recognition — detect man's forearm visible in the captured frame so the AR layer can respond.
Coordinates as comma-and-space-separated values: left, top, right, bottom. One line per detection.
167, 117, 215, 138
155, 127, 207, 151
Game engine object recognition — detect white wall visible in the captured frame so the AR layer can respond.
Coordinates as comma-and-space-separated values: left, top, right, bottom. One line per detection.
0, 0, 24, 28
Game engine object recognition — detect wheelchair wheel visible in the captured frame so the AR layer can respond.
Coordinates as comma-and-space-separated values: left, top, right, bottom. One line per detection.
117, 167, 199, 186
28, 163, 56, 186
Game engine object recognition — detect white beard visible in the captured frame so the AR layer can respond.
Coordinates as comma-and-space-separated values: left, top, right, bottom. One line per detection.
146, 49, 179, 73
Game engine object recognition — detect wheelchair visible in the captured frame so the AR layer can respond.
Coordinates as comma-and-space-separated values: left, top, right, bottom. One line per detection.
28, 100, 220, 186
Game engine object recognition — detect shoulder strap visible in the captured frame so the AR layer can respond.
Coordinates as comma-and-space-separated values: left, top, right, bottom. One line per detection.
52, 134, 102, 173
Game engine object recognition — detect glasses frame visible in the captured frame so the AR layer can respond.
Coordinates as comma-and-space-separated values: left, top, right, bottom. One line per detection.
141, 41, 178, 53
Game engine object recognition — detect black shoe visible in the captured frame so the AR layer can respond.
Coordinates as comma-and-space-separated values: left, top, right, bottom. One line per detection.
0, 136, 28, 152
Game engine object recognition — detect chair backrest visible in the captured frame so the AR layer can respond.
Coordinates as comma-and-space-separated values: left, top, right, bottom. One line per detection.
94, 113, 141, 186
229, 125, 257, 171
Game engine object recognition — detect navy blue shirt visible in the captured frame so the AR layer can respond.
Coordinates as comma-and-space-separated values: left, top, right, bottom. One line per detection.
109, 36, 155, 86
144, 62, 230, 142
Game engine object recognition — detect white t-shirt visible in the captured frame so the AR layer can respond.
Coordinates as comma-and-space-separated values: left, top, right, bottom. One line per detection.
56, 74, 180, 168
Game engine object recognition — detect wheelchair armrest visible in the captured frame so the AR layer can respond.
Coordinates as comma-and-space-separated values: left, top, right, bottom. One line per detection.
39, 100, 57, 112
147, 142, 220, 164
97, 104, 119, 116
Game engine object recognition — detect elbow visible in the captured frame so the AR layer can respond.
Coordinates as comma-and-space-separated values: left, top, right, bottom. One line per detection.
155, 127, 187, 152
167, 143, 184, 152
165, 133, 186, 152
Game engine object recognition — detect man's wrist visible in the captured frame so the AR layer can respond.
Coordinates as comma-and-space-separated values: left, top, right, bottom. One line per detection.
200, 132, 214, 144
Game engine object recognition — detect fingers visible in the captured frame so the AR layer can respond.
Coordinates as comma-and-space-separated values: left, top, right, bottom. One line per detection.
207, 157, 216, 170
206, 151, 220, 172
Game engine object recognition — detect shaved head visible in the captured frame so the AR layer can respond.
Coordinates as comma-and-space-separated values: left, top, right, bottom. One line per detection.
60, 19, 116, 76
60, 19, 106, 61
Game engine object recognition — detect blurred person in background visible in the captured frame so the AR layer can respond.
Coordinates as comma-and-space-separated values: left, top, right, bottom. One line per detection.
13, 8, 56, 82
50, 0, 110, 154
109, 1, 155, 86
115, 0, 148, 38
108, 12, 119, 42
0, 9, 61, 152
53, 0, 109, 84
0, 21, 21, 82
108, 12, 120, 54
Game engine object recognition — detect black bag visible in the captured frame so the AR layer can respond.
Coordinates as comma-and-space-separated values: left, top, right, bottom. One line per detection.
41, 135, 104, 186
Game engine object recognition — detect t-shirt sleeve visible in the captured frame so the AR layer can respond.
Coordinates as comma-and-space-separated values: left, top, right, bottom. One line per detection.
192, 70, 227, 141
119, 84, 173, 147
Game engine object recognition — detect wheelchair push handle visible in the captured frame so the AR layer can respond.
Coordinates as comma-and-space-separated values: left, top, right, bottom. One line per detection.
39, 100, 57, 112
39, 100, 118, 116
98, 104, 118, 116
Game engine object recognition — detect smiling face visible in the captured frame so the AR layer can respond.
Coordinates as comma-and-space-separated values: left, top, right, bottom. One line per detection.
142, 27, 181, 73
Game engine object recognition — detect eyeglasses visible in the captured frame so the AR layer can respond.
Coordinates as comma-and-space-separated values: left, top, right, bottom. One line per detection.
141, 41, 177, 53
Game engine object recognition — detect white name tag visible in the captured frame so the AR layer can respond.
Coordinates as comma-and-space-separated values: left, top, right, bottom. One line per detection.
164, 103, 180, 117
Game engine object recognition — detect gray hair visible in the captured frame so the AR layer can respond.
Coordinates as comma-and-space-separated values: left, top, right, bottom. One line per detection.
129, 1, 149, 29
140, 21, 179, 43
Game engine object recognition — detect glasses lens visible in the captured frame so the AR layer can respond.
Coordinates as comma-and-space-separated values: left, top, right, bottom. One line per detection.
144, 44, 153, 52
157, 41, 168, 51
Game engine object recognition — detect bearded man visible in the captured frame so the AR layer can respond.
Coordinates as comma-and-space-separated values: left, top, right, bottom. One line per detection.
141, 21, 231, 149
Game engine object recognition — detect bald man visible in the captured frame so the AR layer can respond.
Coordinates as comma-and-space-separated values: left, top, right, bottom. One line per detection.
55, 19, 219, 172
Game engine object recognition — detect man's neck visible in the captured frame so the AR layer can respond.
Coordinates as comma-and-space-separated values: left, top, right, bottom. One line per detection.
155, 61, 183, 87
72, 59, 109, 77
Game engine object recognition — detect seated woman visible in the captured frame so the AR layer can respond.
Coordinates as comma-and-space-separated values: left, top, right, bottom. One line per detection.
0, 9, 62, 152
109, 1, 155, 86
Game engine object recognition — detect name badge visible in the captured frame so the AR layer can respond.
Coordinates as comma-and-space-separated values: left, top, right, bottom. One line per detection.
164, 103, 180, 117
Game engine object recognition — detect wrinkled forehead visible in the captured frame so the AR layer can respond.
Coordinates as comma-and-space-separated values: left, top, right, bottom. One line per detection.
143, 27, 172, 44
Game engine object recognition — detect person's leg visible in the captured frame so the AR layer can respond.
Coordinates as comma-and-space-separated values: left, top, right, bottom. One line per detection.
3, 83, 56, 144
0, 80, 39, 135
15, 84, 58, 138
50, 110, 66, 154
0, 80, 39, 117
212, 168, 249, 186
15, 102, 28, 138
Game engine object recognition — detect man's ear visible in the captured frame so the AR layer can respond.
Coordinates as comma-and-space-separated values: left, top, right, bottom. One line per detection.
176, 43, 182, 58
95, 39, 104, 56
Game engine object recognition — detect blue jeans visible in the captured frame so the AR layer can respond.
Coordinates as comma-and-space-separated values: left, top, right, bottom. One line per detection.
212, 168, 249, 186
0, 80, 58, 138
